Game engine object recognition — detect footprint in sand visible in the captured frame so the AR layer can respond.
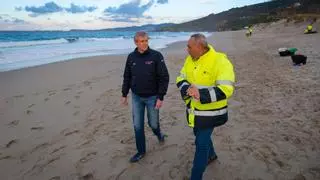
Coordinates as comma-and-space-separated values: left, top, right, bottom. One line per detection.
83, 81, 92, 86
13, 94, 24, 98
48, 90, 56, 93
120, 136, 135, 144
62, 129, 80, 136
80, 173, 94, 180
63, 88, 72, 91
73, 111, 80, 116
31, 126, 44, 131
169, 166, 181, 179
6, 139, 18, 148
32, 92, 40, 96
24, 108, 33, 114
30, 143, 50, 154
221, 135, 234, 144
293, 174, 306, 180
79, 151, 97, 163
0, 155, 12, 161
65, 101, 71, 105
27, 104, 35, 108
49, 176, 61, 180
74, 95, 80, 100
7, 120, 19, 127
252, 108, 273, 115
48, 92, 56, 96
273, 158, 291, 170
51, 145, 66, 154
44, 97, 50, 102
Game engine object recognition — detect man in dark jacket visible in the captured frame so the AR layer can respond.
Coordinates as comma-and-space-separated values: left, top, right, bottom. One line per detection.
121, 31, 169, 163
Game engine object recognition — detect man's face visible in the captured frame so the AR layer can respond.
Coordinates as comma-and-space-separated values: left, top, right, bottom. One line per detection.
135, 35, 149, 52
187, 38, 201, 59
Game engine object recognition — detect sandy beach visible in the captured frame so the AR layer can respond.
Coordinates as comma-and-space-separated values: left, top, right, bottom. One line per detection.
0, 20, 319, 180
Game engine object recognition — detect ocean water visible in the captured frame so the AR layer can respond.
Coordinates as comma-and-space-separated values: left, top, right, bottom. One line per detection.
0, 31, 210, 72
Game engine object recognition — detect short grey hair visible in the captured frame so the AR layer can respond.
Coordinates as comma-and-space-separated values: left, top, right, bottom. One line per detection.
134, 31, 149, 41
190, 33, 208, 48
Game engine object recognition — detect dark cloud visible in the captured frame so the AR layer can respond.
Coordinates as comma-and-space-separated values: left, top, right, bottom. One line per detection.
102, 0, 168, 22
25, 2, 64, 14
65, 3, 97, 14
104, 0, 155, 18
157, 0, 168, 4
21, 1, 97, 17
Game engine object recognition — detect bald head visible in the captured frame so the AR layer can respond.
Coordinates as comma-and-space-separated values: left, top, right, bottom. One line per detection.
190, 33, 208, 49
187, 33, 209, 60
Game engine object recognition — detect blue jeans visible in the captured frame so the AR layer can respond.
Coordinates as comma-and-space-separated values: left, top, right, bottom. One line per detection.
191, 127, 216, 180
132, 93, 162, 154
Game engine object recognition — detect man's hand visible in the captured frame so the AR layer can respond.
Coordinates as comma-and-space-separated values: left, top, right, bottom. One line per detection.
121, 96, 128, 106
155, 99, 163, 109
187, 85, 200, 100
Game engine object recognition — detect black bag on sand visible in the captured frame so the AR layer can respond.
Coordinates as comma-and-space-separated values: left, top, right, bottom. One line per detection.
291, 55, 307, 65
279, 50, 291, 56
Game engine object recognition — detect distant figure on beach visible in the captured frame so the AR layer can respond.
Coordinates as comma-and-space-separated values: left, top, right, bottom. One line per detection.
246, 26, 253, 37
176, 33, 235, 180
121, 31, 169, 163
304, 23, 317, 34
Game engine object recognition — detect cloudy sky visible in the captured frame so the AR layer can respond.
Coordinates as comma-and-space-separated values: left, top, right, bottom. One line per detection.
0, 0, 268, 30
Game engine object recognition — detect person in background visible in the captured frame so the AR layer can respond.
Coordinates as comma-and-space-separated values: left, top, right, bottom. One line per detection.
121, 31, 169, 163
246, 25, 253, 37
176, 33, 235, 180
304, 23, 313, 34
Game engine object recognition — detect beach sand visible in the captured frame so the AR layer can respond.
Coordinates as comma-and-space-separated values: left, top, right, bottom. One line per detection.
0, 21, 319, 180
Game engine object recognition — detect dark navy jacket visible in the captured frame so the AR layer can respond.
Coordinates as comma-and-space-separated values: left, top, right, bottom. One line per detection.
122, 47, 169, 100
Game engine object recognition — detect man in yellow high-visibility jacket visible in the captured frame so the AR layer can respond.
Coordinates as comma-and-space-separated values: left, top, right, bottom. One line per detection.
304, 24, 313, 34
176, 33, 235, 180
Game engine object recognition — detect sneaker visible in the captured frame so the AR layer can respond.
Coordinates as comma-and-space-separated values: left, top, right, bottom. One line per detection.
129, 152, 145, 163
207, 155, 218, 165
158, 134, 167, 144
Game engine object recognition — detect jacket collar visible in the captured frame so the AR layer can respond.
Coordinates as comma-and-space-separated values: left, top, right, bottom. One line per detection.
134, 47, 150, 55
195, 44, 216, 61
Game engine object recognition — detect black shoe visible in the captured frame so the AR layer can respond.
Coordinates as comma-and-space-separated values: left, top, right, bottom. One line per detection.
158, 134, 167, 144
129, 152, 145, 163
207, 155, 218, 165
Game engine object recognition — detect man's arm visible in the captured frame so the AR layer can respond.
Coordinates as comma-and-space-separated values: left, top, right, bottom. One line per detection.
176, 60, 191, 100
122, 55, 132, 97
156, 53, 169, 101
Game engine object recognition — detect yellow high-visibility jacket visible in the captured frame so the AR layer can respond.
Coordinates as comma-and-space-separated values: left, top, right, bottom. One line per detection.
176, 45, 235, 128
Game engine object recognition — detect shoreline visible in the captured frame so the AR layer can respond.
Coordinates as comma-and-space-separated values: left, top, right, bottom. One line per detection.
0, 31, 207, 73
0, 39, 187, 73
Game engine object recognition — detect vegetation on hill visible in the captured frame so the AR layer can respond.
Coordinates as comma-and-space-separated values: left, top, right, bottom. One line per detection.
158, 0, 320, 32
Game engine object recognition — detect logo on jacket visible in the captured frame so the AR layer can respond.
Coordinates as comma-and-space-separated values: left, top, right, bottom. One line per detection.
145, 61, 153, 65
